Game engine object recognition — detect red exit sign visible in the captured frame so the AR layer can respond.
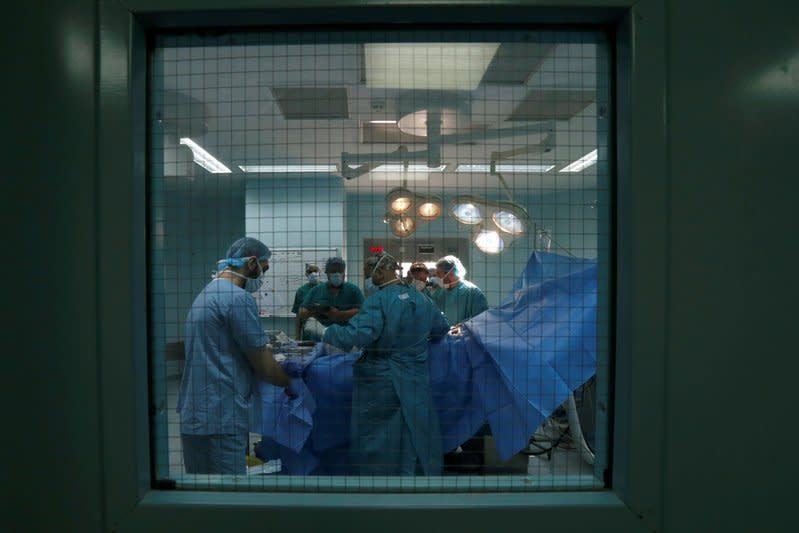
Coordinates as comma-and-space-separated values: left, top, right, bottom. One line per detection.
370, 246, 384, 253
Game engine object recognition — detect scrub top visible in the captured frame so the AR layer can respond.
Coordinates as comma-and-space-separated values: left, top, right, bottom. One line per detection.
291, 282, 317, 314
177, 278, 268, 436
429, 279, 488, 324
300, 281, 364, 326
323, 283, 450, 475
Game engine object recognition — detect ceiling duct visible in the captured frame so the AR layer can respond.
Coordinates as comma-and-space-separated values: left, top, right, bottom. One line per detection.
507, 89, 595, 121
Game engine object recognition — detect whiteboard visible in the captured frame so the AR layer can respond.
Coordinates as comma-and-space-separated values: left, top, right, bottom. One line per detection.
254, 248, 339, 317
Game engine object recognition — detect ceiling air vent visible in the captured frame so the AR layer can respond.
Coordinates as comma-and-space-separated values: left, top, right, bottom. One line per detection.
480, 43, 555, 85
271, 87, 349, 119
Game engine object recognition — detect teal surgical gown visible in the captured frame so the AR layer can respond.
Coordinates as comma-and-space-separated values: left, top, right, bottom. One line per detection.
291, 282, 316, 314
322, 283, 450, 475
429, 279, 488, 324
300, 281, 364, 326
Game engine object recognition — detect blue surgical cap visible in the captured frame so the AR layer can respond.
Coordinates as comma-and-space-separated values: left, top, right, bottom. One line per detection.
325, 256, 346, 272
436, 255, 466, 278
218, 237, 271, 268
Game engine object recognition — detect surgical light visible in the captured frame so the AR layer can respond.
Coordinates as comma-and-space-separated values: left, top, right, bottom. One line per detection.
450, 200, 483, 224
386, 187, 414, 215
392, 215, 416, 237
179, 138, 231, 174
416, 195, 443, 221
473, 228, 505, 255
391, 197, 412, 213
492, 208, 526, 236
449, 193, 530, 254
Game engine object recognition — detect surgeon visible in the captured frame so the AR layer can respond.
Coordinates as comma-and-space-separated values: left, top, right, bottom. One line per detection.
292, 263, 321, 338
407, 261, 431, 293
429, 255, 489, 473
322, 253, 450, 475
362, 256, 380, 298
298, 256, 364, 341
177, 237, 291, 475
429, 255, 488, 325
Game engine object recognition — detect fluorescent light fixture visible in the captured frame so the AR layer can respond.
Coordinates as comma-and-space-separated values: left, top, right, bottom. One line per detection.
456, 164, 555, 173
559, 149, 598, 173
371, 164, 446, 173
369, 120, 397, 124
238, 165, 337, 173
365, 43, 500, 90
179, 138, 231, 174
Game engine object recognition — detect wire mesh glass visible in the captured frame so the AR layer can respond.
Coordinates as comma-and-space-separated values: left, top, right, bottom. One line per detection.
148, 27, 611, 492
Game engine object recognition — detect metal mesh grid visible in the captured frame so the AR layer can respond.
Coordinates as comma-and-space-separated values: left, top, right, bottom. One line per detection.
148, 27, 611, 492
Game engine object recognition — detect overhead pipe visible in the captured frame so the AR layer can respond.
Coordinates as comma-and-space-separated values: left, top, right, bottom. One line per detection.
426, 110, 442, 168
339, 120, 556, 179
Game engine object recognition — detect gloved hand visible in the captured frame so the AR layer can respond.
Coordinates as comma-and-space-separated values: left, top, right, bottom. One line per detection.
280, 357, 305, 378
309, 341, 336, 357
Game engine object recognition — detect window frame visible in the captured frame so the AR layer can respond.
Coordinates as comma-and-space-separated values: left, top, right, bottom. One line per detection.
98, 1, 667, 531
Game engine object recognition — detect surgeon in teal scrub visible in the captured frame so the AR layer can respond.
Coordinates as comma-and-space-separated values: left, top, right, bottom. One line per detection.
429, 255, 488, 324
430, 255, 490, 473
322, 253, 450, 475
292, 263, 320, 338
298, 257, 364, 340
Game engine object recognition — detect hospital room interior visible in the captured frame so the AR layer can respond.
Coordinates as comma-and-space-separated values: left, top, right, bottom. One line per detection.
150, 28, 609, 488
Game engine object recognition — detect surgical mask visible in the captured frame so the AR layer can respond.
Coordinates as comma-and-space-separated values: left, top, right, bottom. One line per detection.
307, 272, 319, 285
363, 277, 378, 297
328, 273, 344, 287
429, 276, 443, 288
226, 265, 264, 293
412, 279, 427, 292
245, 276, 264, 293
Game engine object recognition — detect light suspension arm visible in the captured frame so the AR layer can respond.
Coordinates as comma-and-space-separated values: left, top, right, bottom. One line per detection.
341, 146, 430, 179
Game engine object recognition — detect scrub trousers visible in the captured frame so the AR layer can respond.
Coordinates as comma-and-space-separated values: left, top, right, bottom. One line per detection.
181, 433, 247, 475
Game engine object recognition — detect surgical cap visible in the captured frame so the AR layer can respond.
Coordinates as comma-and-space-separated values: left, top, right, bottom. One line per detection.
325, 256, 346, 272
372, 252, 399, 274
218, 237, 271, 269
410, 261, 427, 272
226, 237, 271, 260
364, 255, 381, 273
436, 255, 466, 278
